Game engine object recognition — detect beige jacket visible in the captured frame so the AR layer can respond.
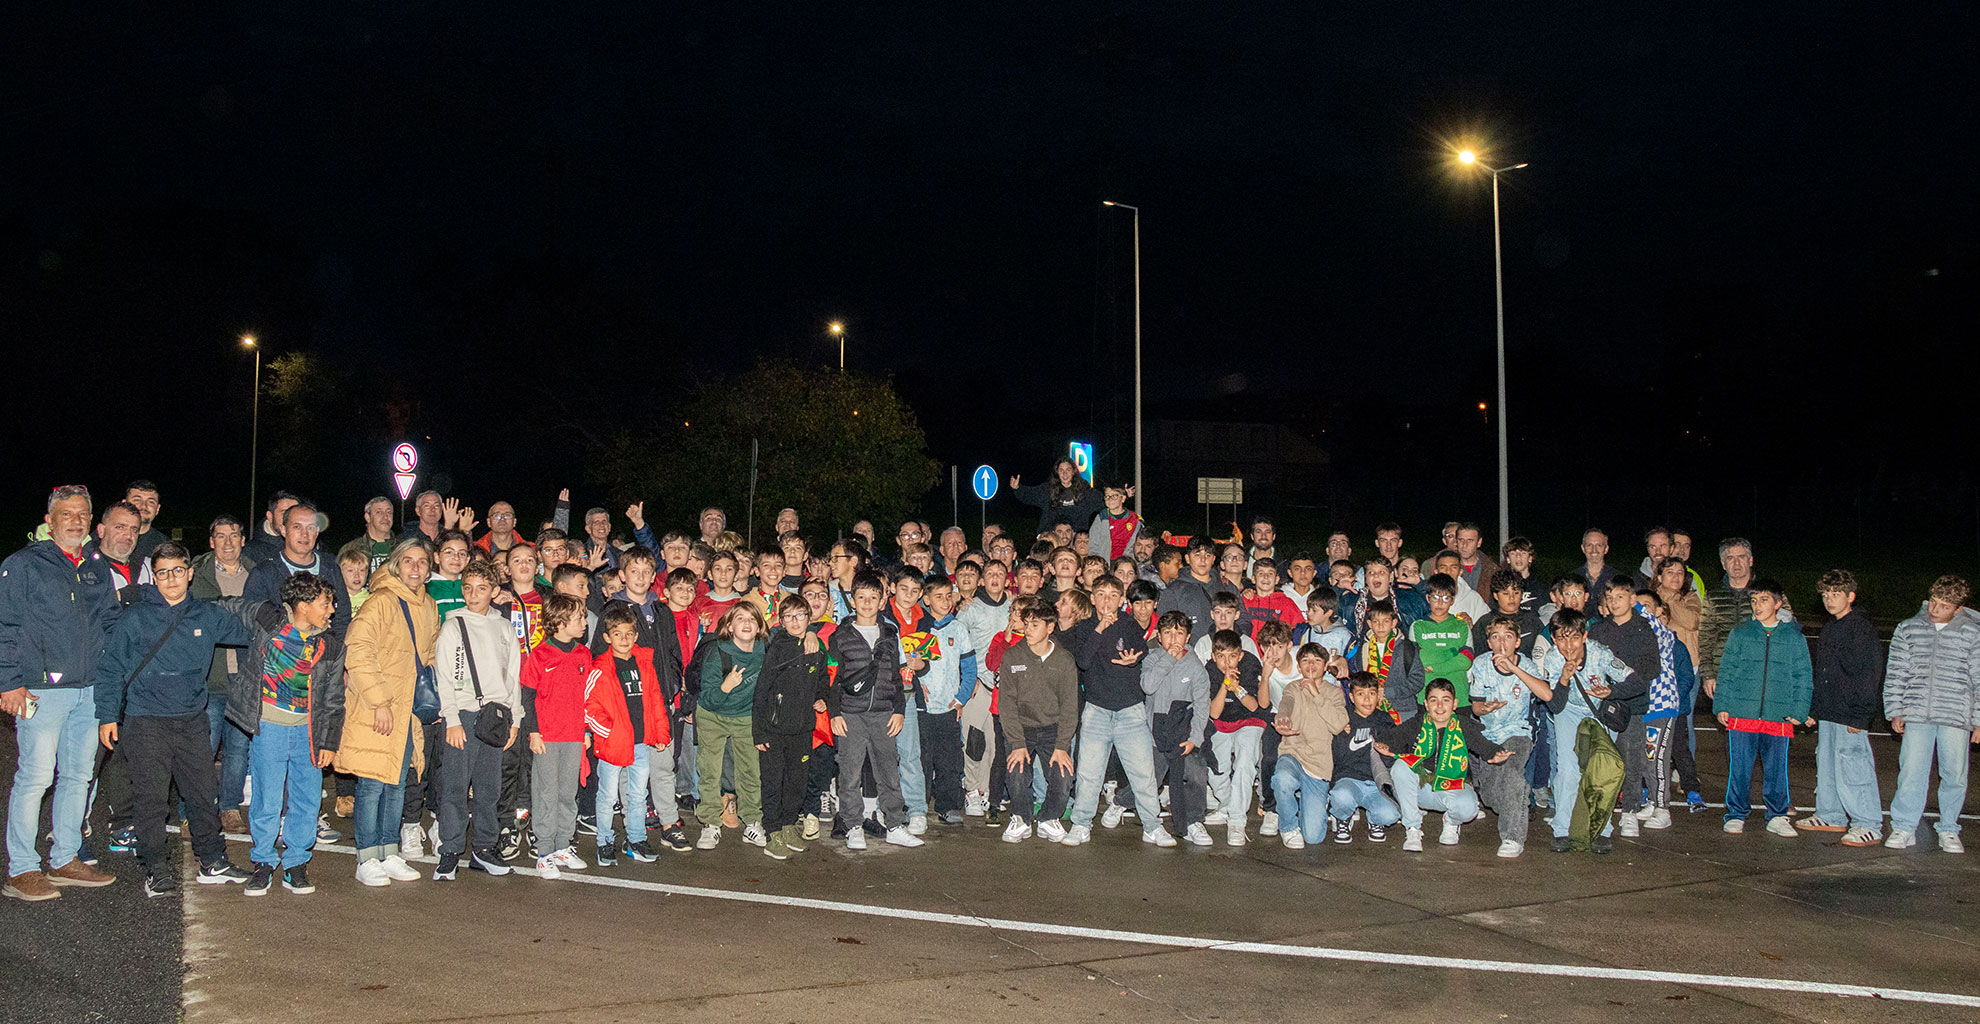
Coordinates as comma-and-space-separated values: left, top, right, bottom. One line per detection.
334, 569, 440, 784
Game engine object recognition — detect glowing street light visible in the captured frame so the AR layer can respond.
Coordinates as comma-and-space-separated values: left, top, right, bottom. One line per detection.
1101, 199, 1143, 515
241, 334, 261, 524
1456, 148, 1528, 551
828, 321, 847, 370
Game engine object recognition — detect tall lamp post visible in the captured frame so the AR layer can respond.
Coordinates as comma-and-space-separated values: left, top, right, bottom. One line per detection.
828, 321, 845, 370
1101, 200, 1142, 516
1457, 150, 1527, 552
242, 334, 261, 523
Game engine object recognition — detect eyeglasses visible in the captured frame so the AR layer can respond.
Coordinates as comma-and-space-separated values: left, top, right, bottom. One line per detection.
489, 513, 515, 522
153, 566, 192, 580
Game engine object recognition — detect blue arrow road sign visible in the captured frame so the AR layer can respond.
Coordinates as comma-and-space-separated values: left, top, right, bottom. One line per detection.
972, 465, 998, 501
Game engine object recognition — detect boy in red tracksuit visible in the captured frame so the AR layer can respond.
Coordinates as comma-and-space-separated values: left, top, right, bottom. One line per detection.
523, 595, 594, 879
584, 604, 675, 866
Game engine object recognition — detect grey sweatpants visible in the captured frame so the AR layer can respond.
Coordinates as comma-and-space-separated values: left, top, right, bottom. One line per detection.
1471, 733, 1534, 843
836, 710, 905, 832
1614, 719, 1649, 813
438, 708, 507, 858
531, 741, 583, 858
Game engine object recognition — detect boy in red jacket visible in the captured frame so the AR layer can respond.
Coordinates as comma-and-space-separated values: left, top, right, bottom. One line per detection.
584, 604, 676, 865
523, 595, 593, 879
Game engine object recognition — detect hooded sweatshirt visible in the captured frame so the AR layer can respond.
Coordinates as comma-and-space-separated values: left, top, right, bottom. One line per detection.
434, 606, 524, 727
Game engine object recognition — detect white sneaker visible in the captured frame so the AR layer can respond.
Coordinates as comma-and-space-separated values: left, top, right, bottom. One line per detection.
1402, 827, 1425, 852
1143, 828, 1177, 847
1184, 823, 1213, 847
1765, 815, 1798, 838
1061, 824, 1092, 846
1260, 811, 1279, 837
1001, 819, 1033, 844
380, 855, 421, 882
428, 820, 442, 852
1885, 829, 1915, 849
696, 827, 722, 850
1723, 818, 1746, 834
1100, 804, 1126, 829
1281, 829, 1305, 850
1036, 819, 1067, 843
399, 823, 425, 859
907, 815, 928, 836
885, 825, 924, 848
1101, 779, 1118, 808
742, 824, 768, 847
1642, 808, 1672, 830
1203, 809, 1229, 826
1439, 818, 1462, 846
354, 859, 392, 887
1634, 804, 1658, 820
558, 847, 588, 870
846, 829, 867, 851
1496, 839, 1524, 859
965, 792, 988, 817
1226, 824, 1247, 847
1940, 832, 1966, 854
534, 854, 560, 879
1839, 825, 1882, 847
1159, 785, 1171, 810
1618, 814, 1640, 838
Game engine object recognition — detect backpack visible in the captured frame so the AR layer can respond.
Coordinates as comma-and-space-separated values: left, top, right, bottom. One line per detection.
683, 641, 734, 709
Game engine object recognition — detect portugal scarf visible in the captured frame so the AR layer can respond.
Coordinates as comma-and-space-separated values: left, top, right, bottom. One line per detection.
1398, 720, 1469, 791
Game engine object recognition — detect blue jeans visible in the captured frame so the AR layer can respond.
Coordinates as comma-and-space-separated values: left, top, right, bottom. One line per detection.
219, 719, 252, 813
1890, 723, 1971, 836
596, 743, 653, 846
353, 730, 413, 862
1812, 721, 1882, 830
1548, 712, 1615, 838
1724, 728, 1791, 823
248, 720, 321, 868
8, 686, 98, 875
1270, 757, 1333, 844
1326, 776, 1401, 827
1068, 703, 1163, 833
1393, 773, 1481, 830
895, 697, 925, 817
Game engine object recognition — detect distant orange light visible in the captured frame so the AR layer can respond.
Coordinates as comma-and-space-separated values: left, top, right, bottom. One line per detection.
1477, 402, 1488, 411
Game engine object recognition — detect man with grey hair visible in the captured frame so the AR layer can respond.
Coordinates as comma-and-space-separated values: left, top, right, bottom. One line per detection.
2, 486, 124, 900
354, 496, 397, 575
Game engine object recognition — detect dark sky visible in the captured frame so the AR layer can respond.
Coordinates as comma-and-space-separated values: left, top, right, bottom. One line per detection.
5, 4, 1975, 553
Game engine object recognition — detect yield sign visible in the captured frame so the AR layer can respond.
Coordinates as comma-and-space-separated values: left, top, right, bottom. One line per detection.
394, 472, 417, 500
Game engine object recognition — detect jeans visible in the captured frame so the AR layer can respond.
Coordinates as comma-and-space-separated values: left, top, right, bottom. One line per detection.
1890, 723, 1970, 836
125, 713, 225, 873
895, 697, 926, 817
1069, 703, 1163, 832
248, 719, 322, 868
1548, 712, 1615, 838
1269, 757, 1332, 844
1393, 773, 1482, 830
531, 740, 583, 857
917, 707, 963, 817
1723, 728, 1791, 823
217, 718, 252, 815
1207, 725, 1264, 822
693, 710, 761, 827
7, 686, 97, 875
1614, 718, 1649, 812
1812, 721, 1881, 830
1008, 724, 1069, 824
595, 743, 655, 846
836, 711, 904, 832
353, 730, 414, 862
1470, 734, 1533, 842
1326, 776, 1401, 827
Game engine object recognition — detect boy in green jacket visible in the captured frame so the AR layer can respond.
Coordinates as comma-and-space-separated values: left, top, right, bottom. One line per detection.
1707, 578, 1812, 837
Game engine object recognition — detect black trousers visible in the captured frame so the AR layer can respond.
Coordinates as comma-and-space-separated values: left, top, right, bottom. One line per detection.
803, 740, 836, 817
125, 713, 224, 872
758, 733, 811, 831
501, 738, 532, 824
1671, 712, 1703, 793
987, 713, 1010, 808
94, 742, 135, 831
402, 719, 445, 825
1008, 724, 1068, 823
577, 747, 599, 818
918, 708, 964, 816
1259, 727, 1283, 811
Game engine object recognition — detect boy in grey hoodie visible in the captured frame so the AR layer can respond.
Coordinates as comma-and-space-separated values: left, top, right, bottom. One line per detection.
1141, 611, 1214, 846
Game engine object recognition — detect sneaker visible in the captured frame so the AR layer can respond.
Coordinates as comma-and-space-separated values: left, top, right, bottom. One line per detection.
497, 828, 524, 862
739, 823, 767, 847
1226, 824, 1247, 847
221, 809, 247, 834
984, 806, 1007, 828
1687, 791, 1707, 812
661, 825, 692, 853
1281, 829, 1306, 850
1496, 840, 1524, 859
696, 828, 722, 850
1593, 834, 1614, 854
1642, 808, 1672, 830
1765, 816, 1798, 838
625, 840, 658, 862
380, 855, 421, 881
1203, 809, 1229, 826
575, 813, 597, 838
400, 823, 425, 859
907, 815, 928, 836
764, 834, 790, 860
1260, 811, 1279, 838
1366, 824, 1389, 843
335, 795, 355, 818
965, 791, 988, 817
534, 854, 560, 880
781, 826, 808, 853
556, 847, 588, 870
282, 865, 315, 893
5, 871, 61, 903
802, 814, 822, 841
1101, 779, 1118, 810
1402, 827, 1424, 852
144, 872, 176, 898
469, 850, 511, 876
245, 863, 275, 896
199, 859, 251, 885
1885, 829, 1916, 849
1550, 836, 1573, 853
1439, 818, 1462, 846
1722, 818, 1746, 834
845, 828, 867, 851
1633, 803, 1658, 820
1618, 814, 1640, 838
1839, 826, 1882, 847
1143, 828, 1177, 847
46, 859, 115, 887
1035, 819, 1067, 843
594, 843, 618, 867
941, 809, 964, 825
1333, 819, 1353, 844
1060, 824, 1092, 846
1940, 832, 1966, 854
1001, 819, 1033, 844
721, 793, 742, 829
316, 815, 342, 842
1100, 804, 1127, 829
108, 827, 137, 853
1184, 823, 1213, 847
1796, 815, 1847, 833
433, 853, 460, 880
355, 859, 392, 887
861, 816, 888, 838
1530, 787, 1553, 811
831, 820, 850, 840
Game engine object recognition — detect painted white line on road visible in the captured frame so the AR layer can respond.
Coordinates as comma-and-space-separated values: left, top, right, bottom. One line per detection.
246, 834, 1980, 1010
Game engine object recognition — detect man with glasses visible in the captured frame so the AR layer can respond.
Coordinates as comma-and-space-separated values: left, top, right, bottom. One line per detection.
476, 502, 525, 554
826, 542, 869, 620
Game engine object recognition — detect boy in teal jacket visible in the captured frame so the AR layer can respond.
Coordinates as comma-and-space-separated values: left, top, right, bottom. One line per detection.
1708, 578, 1812, 836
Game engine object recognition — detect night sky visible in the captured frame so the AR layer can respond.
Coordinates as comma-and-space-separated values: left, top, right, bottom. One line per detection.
6, 6, 1975, 568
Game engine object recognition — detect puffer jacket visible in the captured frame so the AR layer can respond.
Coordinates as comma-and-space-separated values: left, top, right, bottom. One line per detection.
334, 569, 439, 784
1884, 606, 1980, 731
224, 600, 346, 754
1713, 619, 1812, 724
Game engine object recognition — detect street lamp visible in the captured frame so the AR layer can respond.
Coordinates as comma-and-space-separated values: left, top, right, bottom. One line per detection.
241, 334, 260, 523
828, 321, 845, 370
1456, 150, 1527, 552
1102, 200, 1142, 516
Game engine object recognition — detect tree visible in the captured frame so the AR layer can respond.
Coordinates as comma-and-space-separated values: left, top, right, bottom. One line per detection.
591, 360, 939, 542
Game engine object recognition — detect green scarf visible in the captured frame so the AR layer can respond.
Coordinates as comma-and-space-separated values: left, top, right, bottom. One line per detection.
1399, 719, 1469, 791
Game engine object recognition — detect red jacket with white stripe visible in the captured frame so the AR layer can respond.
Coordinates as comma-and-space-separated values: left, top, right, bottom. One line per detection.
583, 647, 672, 767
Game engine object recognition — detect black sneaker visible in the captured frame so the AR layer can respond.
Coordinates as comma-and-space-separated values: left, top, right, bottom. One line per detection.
984, 806, 1007, 828
282, 865, 315, 894
659, 825, 691, 853
1593, 834, 1614, 855
109, 827, 137, 853
595, 843, 618, 867
861, 816, 887, 837
625, 840, 658, 863
433, 852, 460, 880
497, 828, 523, 862
244, 863, 275, 896
316, 815, 343, 842
1333, 819, 1354, 845
575, 814, 597, 838
830, 820, 849, 840
198, 859, 251, 885
469, 849, 512, 876
1550, 836, 1574, 853
645, 811, 665, 833
144, 871, 177, 898
1366, 824, 1388, 843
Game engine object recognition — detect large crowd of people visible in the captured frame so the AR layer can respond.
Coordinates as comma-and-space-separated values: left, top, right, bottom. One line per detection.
2, 459, 1974, 903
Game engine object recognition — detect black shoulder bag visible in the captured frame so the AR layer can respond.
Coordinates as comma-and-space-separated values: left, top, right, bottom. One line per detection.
457, 617, 515, 748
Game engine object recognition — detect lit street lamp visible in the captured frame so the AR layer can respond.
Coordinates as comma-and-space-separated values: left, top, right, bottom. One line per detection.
1457, 149, 1528, 552
828, 321, 845, 370
241, 334, 261, 523
1101, 200, 1142, 516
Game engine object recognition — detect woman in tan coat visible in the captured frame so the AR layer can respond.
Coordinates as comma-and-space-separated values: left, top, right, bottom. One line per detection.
337, 538, 440, 886
1654, 557, 1704, 670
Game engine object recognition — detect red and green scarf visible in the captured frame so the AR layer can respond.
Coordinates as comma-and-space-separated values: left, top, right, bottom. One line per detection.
1397, 721, 1469, 792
